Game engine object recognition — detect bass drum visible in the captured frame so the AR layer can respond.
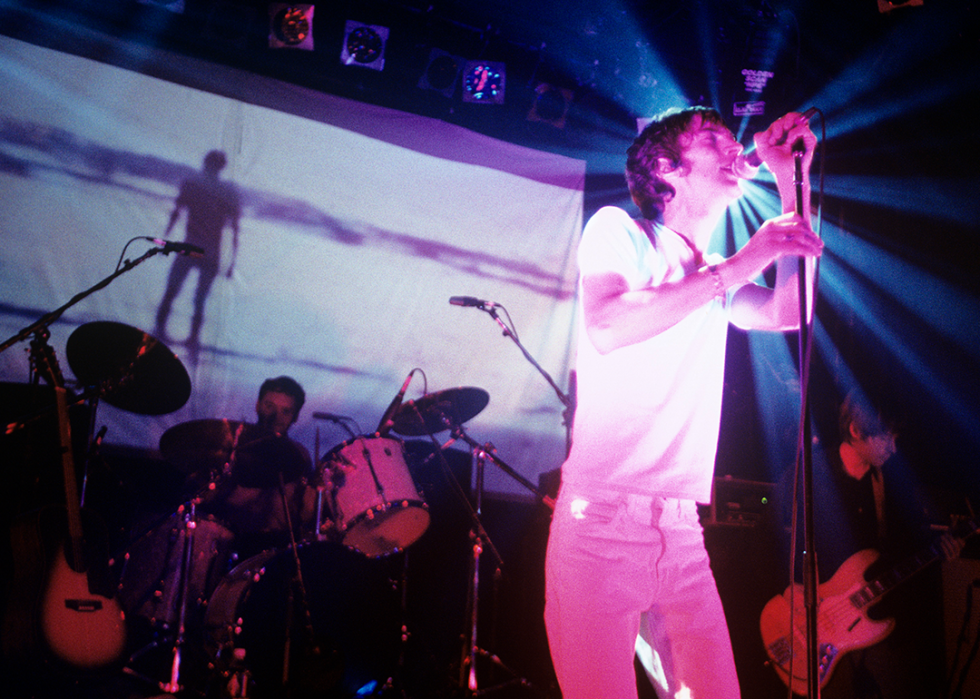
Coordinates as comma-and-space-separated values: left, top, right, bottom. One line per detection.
204, 541, 403, 698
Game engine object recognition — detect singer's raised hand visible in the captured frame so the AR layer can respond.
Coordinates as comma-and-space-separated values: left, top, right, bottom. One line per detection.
754, 111, 817, 178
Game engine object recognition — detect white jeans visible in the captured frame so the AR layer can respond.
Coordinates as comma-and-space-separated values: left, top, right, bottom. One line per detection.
544, 488, 740, 699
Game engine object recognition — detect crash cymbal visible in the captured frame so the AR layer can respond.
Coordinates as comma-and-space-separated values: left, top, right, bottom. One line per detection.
67, 321, 190, 415
390, 387, 489, 436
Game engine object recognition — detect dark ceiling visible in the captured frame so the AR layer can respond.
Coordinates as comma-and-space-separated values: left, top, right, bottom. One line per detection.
4, 2, 977, 161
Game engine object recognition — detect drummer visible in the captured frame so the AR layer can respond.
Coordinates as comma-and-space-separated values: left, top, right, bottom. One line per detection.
202, 376, 318, 557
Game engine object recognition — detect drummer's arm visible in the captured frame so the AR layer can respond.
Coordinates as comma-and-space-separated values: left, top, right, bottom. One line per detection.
299, 482, 318, 530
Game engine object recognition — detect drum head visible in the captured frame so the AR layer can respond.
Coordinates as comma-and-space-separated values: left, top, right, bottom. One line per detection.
206, 542, 403, 698
344, 504, 430, 557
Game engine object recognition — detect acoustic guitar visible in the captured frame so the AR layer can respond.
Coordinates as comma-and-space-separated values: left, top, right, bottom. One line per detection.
26, 334, 126, 669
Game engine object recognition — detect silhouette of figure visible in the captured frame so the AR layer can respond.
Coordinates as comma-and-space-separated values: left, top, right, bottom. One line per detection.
154, 150, 240, 351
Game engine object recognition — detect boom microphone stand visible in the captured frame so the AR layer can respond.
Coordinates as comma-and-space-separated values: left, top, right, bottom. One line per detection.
441, 298, 572, 694
0, 242, 173, 356
460, 300, 574, 457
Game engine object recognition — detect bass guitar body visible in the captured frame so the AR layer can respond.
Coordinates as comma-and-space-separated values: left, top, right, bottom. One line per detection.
760, 549, 894, 694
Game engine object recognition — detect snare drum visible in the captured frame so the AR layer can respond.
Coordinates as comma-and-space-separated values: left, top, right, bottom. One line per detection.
325, 435, 429, 556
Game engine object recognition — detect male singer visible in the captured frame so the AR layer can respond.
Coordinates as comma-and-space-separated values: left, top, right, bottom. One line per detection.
544, 106, 822, 699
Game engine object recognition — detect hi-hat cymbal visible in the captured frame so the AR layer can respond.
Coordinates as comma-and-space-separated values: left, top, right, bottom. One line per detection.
67, 321, 190, 415
159, 419, 309, 487
232, 429, 309, 487
390, 387, 489, 436
159, 418, 246, 475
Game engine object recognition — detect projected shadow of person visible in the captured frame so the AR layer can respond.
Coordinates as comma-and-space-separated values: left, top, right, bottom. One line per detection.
154, 149, 241, 359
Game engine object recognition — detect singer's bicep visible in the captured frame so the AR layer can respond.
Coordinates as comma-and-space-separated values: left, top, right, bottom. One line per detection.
581, 272, 634, 354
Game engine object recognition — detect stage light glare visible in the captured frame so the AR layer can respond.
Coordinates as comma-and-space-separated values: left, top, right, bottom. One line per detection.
341, 21, 388, 71
269, 4, 314, 51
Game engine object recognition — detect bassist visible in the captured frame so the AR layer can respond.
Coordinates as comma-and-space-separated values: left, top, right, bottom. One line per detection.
771, 390, 966, 698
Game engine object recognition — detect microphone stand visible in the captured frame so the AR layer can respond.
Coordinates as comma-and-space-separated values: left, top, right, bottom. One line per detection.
0, 245, 166, 355
792, 140, 821, 699
476, 304, 575, 458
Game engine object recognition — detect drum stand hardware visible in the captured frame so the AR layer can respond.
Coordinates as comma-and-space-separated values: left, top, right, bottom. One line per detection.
119, 499, 205, 695
411, 405, 553, 697
122, 424, 246, 695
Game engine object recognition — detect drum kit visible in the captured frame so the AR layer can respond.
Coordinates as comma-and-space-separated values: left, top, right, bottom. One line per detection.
5, 281, 563, 699
15, 319, 525, 698
0, 242, 566, 698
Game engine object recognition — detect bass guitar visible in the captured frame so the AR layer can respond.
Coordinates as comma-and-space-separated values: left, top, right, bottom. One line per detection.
760, 517, 977, 694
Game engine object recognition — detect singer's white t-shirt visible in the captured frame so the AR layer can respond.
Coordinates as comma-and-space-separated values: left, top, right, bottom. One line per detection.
561, 206, 731, 504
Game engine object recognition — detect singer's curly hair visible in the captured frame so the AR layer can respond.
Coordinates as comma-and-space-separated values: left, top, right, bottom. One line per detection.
258, 375, 306, 421
625, 106, 727, 220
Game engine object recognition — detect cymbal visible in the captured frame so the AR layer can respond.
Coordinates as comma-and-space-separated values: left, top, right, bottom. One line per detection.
233, 429, 309, 487
159, 418, 246, 475
390, 387, 489, 436
67, 321, 190, 415
159, 419, 309, 488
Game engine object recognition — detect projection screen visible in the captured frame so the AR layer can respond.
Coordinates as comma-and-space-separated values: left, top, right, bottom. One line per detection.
0, 35, 584, 497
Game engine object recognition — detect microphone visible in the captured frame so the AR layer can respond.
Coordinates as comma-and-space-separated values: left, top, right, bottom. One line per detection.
734, 107, 819, 178
146, 237, 206, 257
449, 296, 496, 309
375, 370, 414, 435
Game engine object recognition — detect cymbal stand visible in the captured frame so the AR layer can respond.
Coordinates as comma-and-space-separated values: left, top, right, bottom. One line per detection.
458, 426, 551, 696
413, 405, 549, 696
163, 499, 199, 694
275, 468, 319, 694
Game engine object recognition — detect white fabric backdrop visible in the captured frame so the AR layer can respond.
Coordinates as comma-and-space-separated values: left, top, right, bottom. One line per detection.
0, 35, 584, 496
